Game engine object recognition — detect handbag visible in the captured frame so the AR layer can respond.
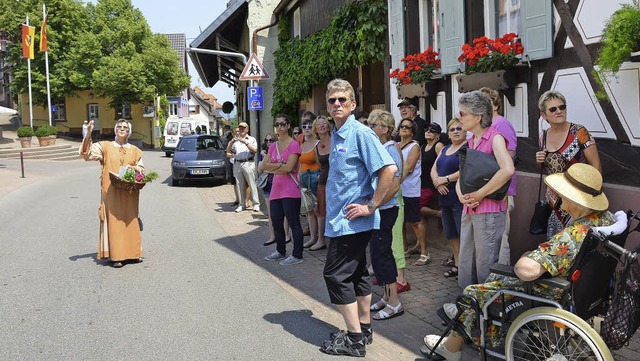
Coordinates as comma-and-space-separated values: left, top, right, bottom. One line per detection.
458, 146, 511, 200
289, 174, 317, 214
529, 130, 551, 235
256, 172, 269, 189
601, 254, 640, 350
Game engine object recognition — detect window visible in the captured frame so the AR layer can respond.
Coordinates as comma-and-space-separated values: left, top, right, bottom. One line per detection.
494, 0, 520, 36
52, 99, 66, 121
88, 103, 99, 121
169, 102, 178, 116
293, 8, 301, 38
118, 103, 131, 119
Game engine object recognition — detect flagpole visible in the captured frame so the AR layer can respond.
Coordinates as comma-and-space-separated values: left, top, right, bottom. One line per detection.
26, 16, 33, 128
43, 4, 51, 126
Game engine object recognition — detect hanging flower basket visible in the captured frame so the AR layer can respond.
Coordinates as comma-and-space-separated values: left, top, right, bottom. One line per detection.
397, 81, 439, 99
457, 69, 519, 93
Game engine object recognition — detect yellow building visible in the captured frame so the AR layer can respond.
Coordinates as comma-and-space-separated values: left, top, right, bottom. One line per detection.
18, 90, 159, 148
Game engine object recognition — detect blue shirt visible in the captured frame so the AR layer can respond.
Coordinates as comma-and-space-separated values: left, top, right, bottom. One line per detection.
325, 116, 395, 237
380, 141, 401, 210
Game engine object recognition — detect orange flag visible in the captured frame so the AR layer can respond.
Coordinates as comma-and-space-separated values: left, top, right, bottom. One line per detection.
22, 24, 35, 59
40, 15, 48, 52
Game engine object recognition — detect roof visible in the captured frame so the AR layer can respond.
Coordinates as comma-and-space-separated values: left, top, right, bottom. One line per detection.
188, 0, 249, 88
165, 33, 187, 71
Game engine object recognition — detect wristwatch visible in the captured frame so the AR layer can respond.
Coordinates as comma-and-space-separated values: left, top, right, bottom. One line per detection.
446, 175, 450, 184
367, 199, 377, 210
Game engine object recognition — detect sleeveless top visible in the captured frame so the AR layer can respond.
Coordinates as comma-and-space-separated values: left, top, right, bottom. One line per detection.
435, 144, 464, 207
400, 141, 421, 198
299, 140, 320, 172
316, 142, 330, 185
420, 141, 443, 190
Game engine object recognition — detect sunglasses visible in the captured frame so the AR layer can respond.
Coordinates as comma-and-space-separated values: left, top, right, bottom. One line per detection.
301, 124, 313, 129
547, 104, 567, 113
398, 124, 413, 130
274, 122, 288, 128
265, 138, 274, 142
426, 128, 439, 133
449, 126, 463, 132
327, 97, 348, 105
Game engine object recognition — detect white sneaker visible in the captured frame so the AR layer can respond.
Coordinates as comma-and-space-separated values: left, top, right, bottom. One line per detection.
235, 205, 243, 213
253, 205, 260, 212
264, 251, 286, 261
420, 335, 462, 361
443, 303, 459, 319
279, 255, 303, 265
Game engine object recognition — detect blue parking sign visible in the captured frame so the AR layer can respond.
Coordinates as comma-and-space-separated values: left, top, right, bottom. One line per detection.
248, 86, 264, 111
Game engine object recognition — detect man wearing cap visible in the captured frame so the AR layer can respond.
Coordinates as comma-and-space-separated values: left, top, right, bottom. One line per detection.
397, 98, 429, 146
421, 163, 620, 361
228, 122, 260, 212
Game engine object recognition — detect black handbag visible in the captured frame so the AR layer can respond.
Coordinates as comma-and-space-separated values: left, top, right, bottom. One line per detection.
529, 130, 551, 235
458, 146, 511, 200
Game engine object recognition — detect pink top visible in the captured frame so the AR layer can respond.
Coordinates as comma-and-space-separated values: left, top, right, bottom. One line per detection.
491, 115, 517, 196
464, 126, 507, 215
268, 140, 301, 200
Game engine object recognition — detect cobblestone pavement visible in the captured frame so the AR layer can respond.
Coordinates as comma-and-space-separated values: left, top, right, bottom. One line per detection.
197, 183, 640, 361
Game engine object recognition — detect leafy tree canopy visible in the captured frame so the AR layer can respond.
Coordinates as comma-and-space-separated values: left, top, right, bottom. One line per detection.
0, 0, 190, 108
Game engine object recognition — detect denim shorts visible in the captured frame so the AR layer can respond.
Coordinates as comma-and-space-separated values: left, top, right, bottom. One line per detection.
299, 169, 320, 196
441, 203, 463, 240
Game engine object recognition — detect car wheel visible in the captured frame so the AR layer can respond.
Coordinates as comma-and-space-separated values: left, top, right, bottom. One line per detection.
165, 152, 172, 157
172, 178, 180, 186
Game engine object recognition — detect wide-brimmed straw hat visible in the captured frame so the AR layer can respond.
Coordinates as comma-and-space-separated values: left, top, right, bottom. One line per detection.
544, 163, 608, 211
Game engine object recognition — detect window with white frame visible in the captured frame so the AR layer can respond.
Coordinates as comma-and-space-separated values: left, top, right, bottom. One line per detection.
169, 102, 178, 116
494, 0, 520, 36
52, 99, 66, 121
118, 103, 131, 119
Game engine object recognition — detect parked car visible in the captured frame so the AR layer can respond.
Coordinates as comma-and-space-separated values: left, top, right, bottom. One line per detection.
171, 135, 226, 186
162, 118, 210, 157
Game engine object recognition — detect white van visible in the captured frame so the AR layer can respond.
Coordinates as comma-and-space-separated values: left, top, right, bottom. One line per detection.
162, 118, 209, 157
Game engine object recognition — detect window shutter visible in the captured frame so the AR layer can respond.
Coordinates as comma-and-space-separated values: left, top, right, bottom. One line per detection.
389, 0, 405, 71
440, 0, 465, 75
520, 0, 553, 61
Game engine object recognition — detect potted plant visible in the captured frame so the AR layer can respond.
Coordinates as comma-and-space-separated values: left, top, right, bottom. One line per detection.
390, 46, 441, 99
16, 126, 34, 148
594, 1, 640, 100
35, 126, 50, 147
457, 33, 525, 94
47, 125, 59, 144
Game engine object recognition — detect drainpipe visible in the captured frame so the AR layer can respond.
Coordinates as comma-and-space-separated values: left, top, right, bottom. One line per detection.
251, 19, 279, 153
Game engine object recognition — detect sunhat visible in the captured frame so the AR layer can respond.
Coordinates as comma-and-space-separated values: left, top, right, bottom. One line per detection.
544, 163, 608, 211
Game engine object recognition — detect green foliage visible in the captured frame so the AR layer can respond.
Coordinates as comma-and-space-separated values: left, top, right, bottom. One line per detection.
35, 126, 49, 138
594, 1, 640, 100
16, 126, 35, 138
272, 0, 388, 119
158, 94, 169, 147
122, 168, 158, 183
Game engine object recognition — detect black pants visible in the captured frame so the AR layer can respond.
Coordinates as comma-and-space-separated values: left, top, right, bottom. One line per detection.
270, 197, 303, 259
370, 206, 399, 285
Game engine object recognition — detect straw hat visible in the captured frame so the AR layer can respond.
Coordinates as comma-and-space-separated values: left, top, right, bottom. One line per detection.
544, 163, 608, 211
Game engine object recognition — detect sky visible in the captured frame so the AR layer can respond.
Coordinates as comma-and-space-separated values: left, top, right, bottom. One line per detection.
88, 0, 236, 107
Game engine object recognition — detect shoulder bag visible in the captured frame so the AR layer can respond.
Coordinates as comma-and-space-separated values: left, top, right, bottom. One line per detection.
289, 174, 317, 214
529, 130, 551, 235
457, 146, 511, 200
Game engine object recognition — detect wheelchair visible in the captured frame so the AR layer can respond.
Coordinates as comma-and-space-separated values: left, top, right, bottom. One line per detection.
425, 210, 640, 361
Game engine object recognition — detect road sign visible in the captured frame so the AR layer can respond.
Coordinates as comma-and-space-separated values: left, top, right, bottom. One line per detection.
248, 86, 264, 111
239, 53, 270, 81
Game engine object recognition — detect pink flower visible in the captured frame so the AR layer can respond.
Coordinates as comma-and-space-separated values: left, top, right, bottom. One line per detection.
135, 173, 144, 182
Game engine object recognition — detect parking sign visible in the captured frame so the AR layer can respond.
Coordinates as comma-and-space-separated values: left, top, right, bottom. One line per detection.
248, 86, 264, 111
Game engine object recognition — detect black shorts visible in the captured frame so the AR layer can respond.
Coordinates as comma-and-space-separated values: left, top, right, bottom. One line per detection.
403, 196, 421, 223
323, 231, 373, 305
370, 207, 399, 285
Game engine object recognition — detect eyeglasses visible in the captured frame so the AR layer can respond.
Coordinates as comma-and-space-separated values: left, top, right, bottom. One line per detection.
449, 126, 463, 132
327, 97, 348, 105
398, 124, 413, 130
426, 128, 439, 133
301, 124, 313, 129
265, 138, 274, 142
547, 104, 567, 113
274, 122, 288, 128
116, 126, 129, 130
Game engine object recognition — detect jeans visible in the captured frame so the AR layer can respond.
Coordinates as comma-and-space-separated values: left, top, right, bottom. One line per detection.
270, 197, 304, 259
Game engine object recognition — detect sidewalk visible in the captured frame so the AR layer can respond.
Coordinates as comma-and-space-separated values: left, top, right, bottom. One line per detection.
198, 183, 473, 360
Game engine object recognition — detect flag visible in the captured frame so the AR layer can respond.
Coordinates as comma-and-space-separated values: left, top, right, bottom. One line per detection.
22, 24, 35, 59
40, 15, 48, 52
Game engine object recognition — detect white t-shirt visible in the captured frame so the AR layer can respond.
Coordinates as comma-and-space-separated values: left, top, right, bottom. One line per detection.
231, 135, 257, 161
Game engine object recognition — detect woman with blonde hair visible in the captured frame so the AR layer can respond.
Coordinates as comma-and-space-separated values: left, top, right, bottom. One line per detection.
309, 115, 332, 251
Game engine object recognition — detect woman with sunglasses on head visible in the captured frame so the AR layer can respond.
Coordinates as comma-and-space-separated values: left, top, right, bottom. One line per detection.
398, 118, 430, 266
299, 118, 322, 250
431, 118, 466, 278
535, 90, 601, 239
311, 115, 332, 251
419, 122, 447, 237
262, 115, 305, 265
79, 119, 144, 268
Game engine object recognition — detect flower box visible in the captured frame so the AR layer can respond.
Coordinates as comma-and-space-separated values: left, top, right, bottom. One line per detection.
457, 69, 518, 92
397, 81, 438, 99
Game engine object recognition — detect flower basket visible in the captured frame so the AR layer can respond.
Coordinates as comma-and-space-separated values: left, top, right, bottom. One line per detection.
109, 171, 147, 191
457, 69, 518, 92
397, 81, 439, 99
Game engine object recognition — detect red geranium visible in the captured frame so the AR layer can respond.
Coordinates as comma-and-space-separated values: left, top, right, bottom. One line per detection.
390, 46, 441, 85
458, 33, 524, 74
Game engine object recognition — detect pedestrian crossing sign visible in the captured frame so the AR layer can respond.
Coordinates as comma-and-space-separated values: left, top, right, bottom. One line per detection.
239, 53, 270, 81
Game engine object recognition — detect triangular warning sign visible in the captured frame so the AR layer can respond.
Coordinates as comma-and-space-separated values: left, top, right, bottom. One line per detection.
239, 53, 270, 81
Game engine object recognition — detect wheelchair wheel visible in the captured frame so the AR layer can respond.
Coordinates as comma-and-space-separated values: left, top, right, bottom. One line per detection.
505, 307, 612, 361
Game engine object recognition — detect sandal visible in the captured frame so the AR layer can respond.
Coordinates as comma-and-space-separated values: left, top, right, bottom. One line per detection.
404, 245, 421, 256
373, 302, 404, 321
414, 253, 431, 266
444, 267, 458, 278
441, 257, 454, 267
303, 239, 317, 248
370, 298, 387, 311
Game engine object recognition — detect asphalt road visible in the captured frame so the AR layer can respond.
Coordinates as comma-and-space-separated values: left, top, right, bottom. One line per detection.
0, 151, 345, 360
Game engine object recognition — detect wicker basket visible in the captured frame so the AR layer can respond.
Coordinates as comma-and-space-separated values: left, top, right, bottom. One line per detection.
109, 171, 146, 191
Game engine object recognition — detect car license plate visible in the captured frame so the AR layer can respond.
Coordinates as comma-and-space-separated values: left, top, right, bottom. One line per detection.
190, 169, 209, 175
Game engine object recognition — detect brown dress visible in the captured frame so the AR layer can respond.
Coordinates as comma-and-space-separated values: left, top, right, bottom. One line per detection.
81, 141, 144, 261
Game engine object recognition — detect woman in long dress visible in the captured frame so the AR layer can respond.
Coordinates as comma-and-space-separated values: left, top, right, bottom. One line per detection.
80, 119, 144, 268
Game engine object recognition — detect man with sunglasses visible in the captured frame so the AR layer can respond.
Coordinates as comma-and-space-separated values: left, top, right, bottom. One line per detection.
320, 79, 399, 357
397, 97, 429, 146
228, 122, 260, 213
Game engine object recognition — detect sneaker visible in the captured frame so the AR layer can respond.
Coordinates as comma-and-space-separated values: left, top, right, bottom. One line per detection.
420, 335, 462, 361
443, 303, 458, 320
279, 255, 303, 265
329, 329, 373, 345
235, 205, 243, 213
320, 331, 366, 357
264, 251, 286, 261
253, 205, 260, 212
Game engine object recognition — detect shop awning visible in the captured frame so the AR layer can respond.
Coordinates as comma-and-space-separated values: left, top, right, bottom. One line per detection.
189, 0, 249, 89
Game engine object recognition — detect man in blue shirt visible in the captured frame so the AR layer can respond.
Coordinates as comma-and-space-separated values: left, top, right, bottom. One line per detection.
320, 79, 399, 357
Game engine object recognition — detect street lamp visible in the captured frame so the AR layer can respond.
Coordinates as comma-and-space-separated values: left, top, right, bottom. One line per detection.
0, 30, 13, 52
